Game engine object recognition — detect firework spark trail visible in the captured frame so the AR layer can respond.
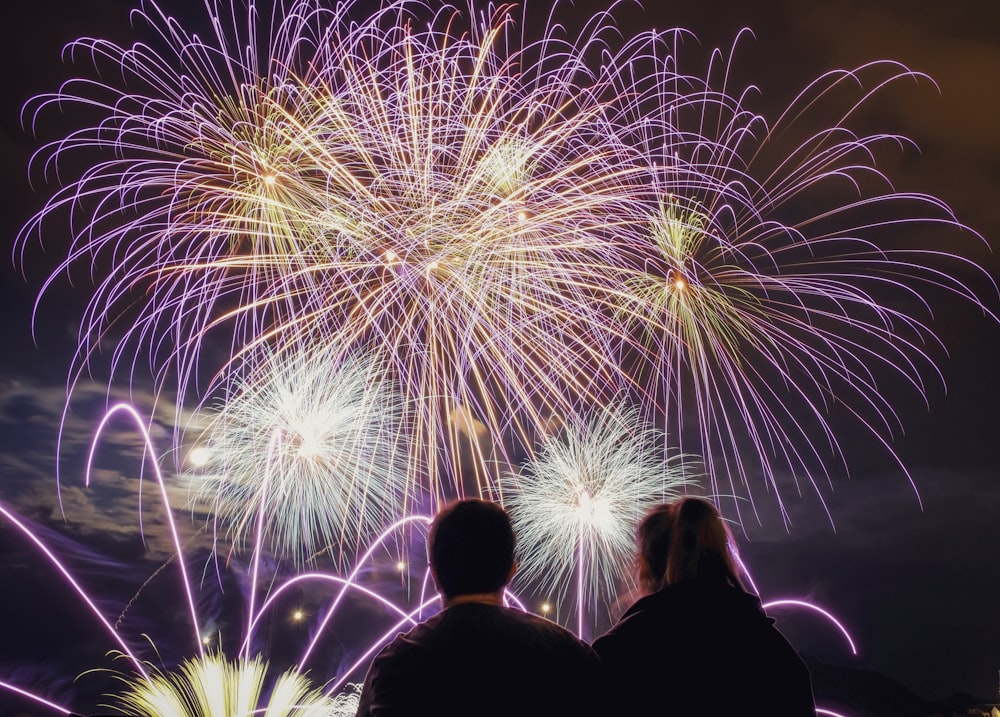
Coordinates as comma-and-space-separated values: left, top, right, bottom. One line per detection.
188, 344, 409, 568
243, 571, 424, 662
321, 594, 441, 698
99, 405, 434, 684
1, 402, 861, 715
0, 405, 437, 714
0, 499, 150, 680
761, 600, 859, 717
606, 29, 998, 527
0, 500, 430, 715
0, 679, 72, 716
763, 599, 858, 656
504, 402, 693, 635
321, 585, 531, 697
297, 514, 431, 669
88, 402, 204, 659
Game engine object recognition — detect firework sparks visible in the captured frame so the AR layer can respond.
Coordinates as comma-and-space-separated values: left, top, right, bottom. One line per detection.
504, 403, 692, 636
18, 1, 996, 520
110, 654, 337, 717
16, 0, 653, 501
187, 344, 409, 567
5, 0, 994, 712
0, 401, 860, 717
608, 32, 998, 525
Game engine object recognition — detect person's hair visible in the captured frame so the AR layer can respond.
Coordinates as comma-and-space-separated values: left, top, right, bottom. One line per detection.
428, 499, 515, 599
664, 496, 745, 589
636, 503, 674, 594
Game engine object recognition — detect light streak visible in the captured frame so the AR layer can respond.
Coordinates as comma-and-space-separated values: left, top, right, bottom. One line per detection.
0, 405, 433, 715
323, 595, 442, 698
87, 403, 204, 659
763, 598, 858, 655
0, 678, 73, 715
0, 499, 149, 680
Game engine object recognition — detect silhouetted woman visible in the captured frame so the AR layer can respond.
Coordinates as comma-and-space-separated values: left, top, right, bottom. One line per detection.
592, 497, 816, 716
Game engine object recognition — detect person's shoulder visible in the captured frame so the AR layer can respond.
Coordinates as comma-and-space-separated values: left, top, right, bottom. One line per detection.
504, 607, 598, 654
720, 585, 775, 625
592, 590, 674, 652
611, 586, 685, 625
369, 611, 445, 661
505, 605, 582, 635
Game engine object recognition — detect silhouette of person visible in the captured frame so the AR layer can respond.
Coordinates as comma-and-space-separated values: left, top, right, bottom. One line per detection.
593, 497, 816, 716
354, 498, 603, 717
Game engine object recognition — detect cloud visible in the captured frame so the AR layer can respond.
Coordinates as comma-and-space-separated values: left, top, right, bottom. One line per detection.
0, 376, 214, 561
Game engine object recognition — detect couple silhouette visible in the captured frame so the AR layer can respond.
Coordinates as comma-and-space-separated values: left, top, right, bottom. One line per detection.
355, 496, 816, 716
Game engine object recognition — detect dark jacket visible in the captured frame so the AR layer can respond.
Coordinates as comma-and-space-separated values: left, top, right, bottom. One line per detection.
593, 580, 816, 716
355, 601, 603, 717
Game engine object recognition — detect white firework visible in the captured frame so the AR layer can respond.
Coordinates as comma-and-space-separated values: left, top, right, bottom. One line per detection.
504, 403, 693, 635
188, 344, 409, 567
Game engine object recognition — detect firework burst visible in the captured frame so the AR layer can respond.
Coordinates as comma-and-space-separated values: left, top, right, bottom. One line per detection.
187, 344, 408, 567
607, 31, 998, 526
504, 402, 692, 635
109, 653, 341, 717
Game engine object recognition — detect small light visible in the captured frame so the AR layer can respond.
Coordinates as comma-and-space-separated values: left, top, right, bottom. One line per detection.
188, 446, 211, 468
674, 278, 686, 291
541, 602, 551, 614
384, 250, 397, 263
516, 210, 527, 222
263, 174, 277, 186
396, 561, 407, 572
201, 635, 212, 646
292, 609, 305, 622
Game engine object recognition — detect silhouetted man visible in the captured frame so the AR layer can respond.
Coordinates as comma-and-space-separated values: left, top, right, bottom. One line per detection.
354, 498, 602, 717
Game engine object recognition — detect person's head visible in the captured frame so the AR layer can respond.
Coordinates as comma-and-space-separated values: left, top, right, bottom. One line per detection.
428, 498, 516, 600
636, 503, 675, 594
665, 496, 744, 589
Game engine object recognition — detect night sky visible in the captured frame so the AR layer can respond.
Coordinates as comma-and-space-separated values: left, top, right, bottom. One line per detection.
1, 0, 998, 714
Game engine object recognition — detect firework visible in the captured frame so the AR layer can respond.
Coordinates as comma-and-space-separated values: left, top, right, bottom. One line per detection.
504, 402, 692, 636
606, 32, 998, 525
16, 0, 657, 501
19, 1, 996, 520
187, 344, 409, 567
110, 654, 337, 717
5, 0, 992, 713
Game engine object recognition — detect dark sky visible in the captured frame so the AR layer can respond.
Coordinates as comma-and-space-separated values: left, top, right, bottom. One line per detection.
1, 0, 998, 714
